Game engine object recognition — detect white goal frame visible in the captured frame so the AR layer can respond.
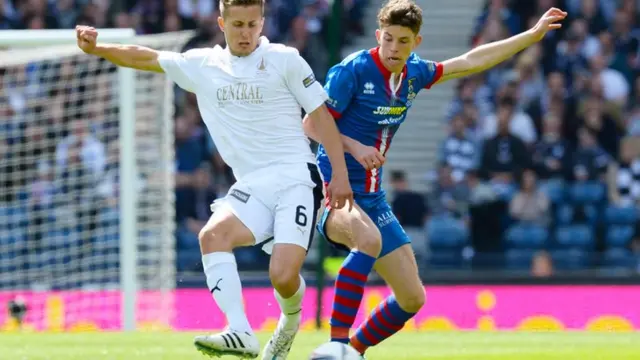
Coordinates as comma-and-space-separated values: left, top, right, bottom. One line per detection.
0, 29, 138, 331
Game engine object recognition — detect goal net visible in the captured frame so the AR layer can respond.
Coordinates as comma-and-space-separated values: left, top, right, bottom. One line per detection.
0, 30, 192, 331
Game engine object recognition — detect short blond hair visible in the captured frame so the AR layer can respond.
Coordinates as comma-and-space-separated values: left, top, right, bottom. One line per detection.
219, 0, 265, 16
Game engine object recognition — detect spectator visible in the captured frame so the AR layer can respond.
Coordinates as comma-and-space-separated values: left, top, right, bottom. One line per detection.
0, 137, 20, 203
599, 29, 634, 87
54, 0, 79, 29
531, 251, 553, 278
297, 1, 329, 81
627, 81, 640, 135
55, 116, 106, 178
467, 168, 504, 267
482, 92, 537, 145
390, 170, 428, 258
553, 28, 589, 90
589, 54, 630, 107
607, 137, 640, 208
174, 108, 212, 239
439, 113, 479, 183
175, 0, 215, 27
509, 169, 550, 225
390, 170, 428, 229
473, 0, 520, 44
428, 165, 469, 222
0, 1, 19, 29
466, 169, 498, 206
573, 0, 608, 34
578, 93, 623, 159
527, 70, 576, 134
130, 0, 168, 34
27, 160, 55, 244
446, 76, 493, 126
571, 126, 610, 183
479, 98, 530, 195
21, 0, 59, 29
532, 113, 570, 181
566, 17, 601, 61
96, 141, 146, 209
514, 46, 545, 111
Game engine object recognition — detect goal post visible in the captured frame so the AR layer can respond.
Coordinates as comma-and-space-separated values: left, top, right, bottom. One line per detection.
0, 29, 192, 331
0, 29, 137, 47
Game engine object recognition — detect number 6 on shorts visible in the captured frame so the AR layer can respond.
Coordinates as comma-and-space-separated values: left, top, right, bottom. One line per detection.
273, 184, 321, 252
295, 205, 308, 227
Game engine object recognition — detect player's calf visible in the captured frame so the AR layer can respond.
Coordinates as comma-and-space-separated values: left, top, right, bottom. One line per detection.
262, 244, 307, 359
350, 244, 424, 355
197, 205, 256, 337
394, 285, 425, 313
269, 244, 306, 298
323, 205, 381, 344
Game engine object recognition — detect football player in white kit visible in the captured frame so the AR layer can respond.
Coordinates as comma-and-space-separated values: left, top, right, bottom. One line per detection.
76, 0, 353, 359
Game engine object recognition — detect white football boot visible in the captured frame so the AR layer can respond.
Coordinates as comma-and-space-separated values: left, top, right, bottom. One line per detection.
194, 329, 260, 359
261, 310, 302, 360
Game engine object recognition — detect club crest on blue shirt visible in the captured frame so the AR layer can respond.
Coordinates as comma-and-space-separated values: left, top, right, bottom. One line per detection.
407, 78, 416, 106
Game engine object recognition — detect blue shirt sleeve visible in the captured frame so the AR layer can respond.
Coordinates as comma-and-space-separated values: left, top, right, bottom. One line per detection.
323, 63, 356, 119
417, 58, 444, 90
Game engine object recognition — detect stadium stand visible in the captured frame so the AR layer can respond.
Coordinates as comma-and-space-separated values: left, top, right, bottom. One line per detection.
1, 0, 638, 285
425, 0, 640, 273
0, 0, 371, 284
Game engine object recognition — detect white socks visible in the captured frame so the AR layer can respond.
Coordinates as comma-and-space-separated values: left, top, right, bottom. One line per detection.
202, 252, 252, 334
274, 274, 306, 318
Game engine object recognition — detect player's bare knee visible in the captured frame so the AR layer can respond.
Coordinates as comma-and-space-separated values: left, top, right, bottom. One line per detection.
397, 287, 426, 313
269, 261, 300, 298
198, 224, 234, 253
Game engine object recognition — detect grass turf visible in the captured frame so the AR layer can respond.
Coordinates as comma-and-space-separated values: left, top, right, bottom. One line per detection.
0, 331, 639, 359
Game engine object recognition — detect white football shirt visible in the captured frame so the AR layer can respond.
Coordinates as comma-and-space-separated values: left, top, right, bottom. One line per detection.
158, 37, 327, 180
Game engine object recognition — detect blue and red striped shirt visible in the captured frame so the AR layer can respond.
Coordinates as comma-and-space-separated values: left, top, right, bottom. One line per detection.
316, 47, 443, 194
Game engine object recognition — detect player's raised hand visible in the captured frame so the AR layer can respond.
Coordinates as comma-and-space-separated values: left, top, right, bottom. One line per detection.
530, 7, 567, 42
76, 25, 98, 54
327, 173, 354, 211
349, 141, 386, 171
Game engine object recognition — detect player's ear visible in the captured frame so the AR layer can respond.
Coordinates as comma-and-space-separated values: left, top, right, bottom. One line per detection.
414, 34, 422, 48
217, 15, 225, 32
375, 29, 381, 45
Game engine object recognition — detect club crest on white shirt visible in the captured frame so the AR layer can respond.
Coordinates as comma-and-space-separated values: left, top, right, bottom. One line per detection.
256, 57, 269, 77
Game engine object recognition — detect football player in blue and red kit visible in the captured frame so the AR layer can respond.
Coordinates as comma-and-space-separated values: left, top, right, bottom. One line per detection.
303, 0, 566, 356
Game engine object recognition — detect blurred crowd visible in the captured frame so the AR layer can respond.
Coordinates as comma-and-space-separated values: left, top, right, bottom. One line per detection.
2, 0, 639, 285
0, 0, 370, 285
0, 0, 369, 79
408, 0, 640, 275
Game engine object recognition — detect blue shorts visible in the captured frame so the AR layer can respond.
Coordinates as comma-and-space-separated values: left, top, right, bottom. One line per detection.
316, 191, 410, 258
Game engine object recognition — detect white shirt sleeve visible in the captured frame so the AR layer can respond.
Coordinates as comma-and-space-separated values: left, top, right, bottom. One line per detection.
157, 48, 209, 92
284, 51, 328, 114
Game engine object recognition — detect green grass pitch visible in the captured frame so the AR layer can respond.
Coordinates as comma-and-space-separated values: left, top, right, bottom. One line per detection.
1, 331, 639, 359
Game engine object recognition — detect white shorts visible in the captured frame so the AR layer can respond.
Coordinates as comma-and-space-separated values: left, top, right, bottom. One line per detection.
210, 162, 324, 254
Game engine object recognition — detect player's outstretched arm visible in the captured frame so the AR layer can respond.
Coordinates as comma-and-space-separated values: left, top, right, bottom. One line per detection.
435, 7, 567, 84
76, 25, 163, 73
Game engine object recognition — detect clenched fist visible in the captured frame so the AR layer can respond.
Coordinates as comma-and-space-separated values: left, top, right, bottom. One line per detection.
76, 25, 98, 54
